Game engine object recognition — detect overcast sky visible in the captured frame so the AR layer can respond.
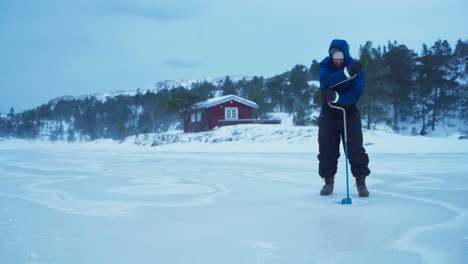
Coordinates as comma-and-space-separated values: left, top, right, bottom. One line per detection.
1, 0, 467, 112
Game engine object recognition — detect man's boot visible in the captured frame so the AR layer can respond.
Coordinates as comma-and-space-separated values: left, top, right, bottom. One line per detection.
320, 176, 334, 196
356, 175, 369, 197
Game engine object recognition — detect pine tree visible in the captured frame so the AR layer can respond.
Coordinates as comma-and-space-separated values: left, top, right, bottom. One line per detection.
0, 115, 7, 137
138, 91, 157, 134
192, 80, 217, 98
7, 108, 14, 119
413, 40, 459, 133
16, 110, 39, 139
453, 39, 468, 126
359, 41, 392, 129
239, 76, 269, 117
289, 65, 312, 125
414, 44, 434, 135
266, 75, 288, 112
427, 40, 458, 130
309, 60, 319, 80
168, 87, 203, 132
383, 42, 417, 131
221, 76, 237, 95
75, 97, 101, 140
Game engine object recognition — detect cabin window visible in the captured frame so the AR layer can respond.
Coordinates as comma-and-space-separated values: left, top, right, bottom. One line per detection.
225, 107, 238, 120
191, 112, 202, 123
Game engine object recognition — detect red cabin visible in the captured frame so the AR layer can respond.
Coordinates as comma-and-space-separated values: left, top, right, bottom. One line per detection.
186, 95, 262, 132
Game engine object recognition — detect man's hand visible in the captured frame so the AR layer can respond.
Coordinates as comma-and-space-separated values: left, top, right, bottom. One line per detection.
346, 60, 362, 76
323, 89, 337, 103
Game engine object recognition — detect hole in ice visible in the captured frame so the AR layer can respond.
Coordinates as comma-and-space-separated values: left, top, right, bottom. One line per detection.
328, 198, 369, 206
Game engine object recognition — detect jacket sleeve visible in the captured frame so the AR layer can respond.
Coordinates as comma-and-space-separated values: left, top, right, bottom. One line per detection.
318, 58, 348, 89
336, 71, 365, 105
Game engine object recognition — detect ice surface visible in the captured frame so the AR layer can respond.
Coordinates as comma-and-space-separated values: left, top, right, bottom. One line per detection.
0, 140, 467, 264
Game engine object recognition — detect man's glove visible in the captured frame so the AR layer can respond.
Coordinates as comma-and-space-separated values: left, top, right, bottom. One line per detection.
323, 89, 337, 103
346, 60, 362, 76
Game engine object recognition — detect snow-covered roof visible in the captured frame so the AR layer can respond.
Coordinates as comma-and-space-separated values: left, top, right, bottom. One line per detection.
195, 95, 259, 109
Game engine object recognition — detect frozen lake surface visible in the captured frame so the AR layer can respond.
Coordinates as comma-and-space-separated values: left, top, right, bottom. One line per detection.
1, 141, 467, 264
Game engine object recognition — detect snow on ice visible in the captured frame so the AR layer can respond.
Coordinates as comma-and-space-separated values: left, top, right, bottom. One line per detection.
0, 123, 467, 264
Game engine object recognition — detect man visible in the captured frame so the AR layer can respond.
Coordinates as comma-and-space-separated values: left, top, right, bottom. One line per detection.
317, 39, 371, 197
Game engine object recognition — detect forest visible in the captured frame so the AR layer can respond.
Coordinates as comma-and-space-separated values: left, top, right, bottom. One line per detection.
1, 39, 467, 141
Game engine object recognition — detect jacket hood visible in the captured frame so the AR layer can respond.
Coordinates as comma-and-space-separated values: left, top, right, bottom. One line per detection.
329, 39, 352, 64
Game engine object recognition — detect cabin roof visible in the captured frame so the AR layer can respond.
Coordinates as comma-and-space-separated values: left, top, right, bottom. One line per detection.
195, 94, 259, 109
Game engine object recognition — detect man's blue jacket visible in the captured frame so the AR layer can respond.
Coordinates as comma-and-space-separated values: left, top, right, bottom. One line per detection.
318, 39, 365, 105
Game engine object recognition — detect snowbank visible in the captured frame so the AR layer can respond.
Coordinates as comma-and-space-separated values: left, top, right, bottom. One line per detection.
1, 123, 467, 154
141, 125, 468, 154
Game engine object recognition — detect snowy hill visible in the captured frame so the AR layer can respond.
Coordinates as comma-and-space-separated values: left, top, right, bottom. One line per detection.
47, 76, 251, 104
48, 79, 197, 104
152, 79, 200, 93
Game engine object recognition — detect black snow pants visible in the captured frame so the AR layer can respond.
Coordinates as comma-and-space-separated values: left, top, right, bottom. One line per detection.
317, 104, 370, 178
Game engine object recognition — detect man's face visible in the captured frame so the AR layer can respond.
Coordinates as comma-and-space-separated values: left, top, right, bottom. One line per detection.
331, 50, 345, 69
332, 58, 344, 69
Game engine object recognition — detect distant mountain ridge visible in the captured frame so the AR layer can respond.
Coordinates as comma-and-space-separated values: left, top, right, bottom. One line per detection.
48, 75, 254, 105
